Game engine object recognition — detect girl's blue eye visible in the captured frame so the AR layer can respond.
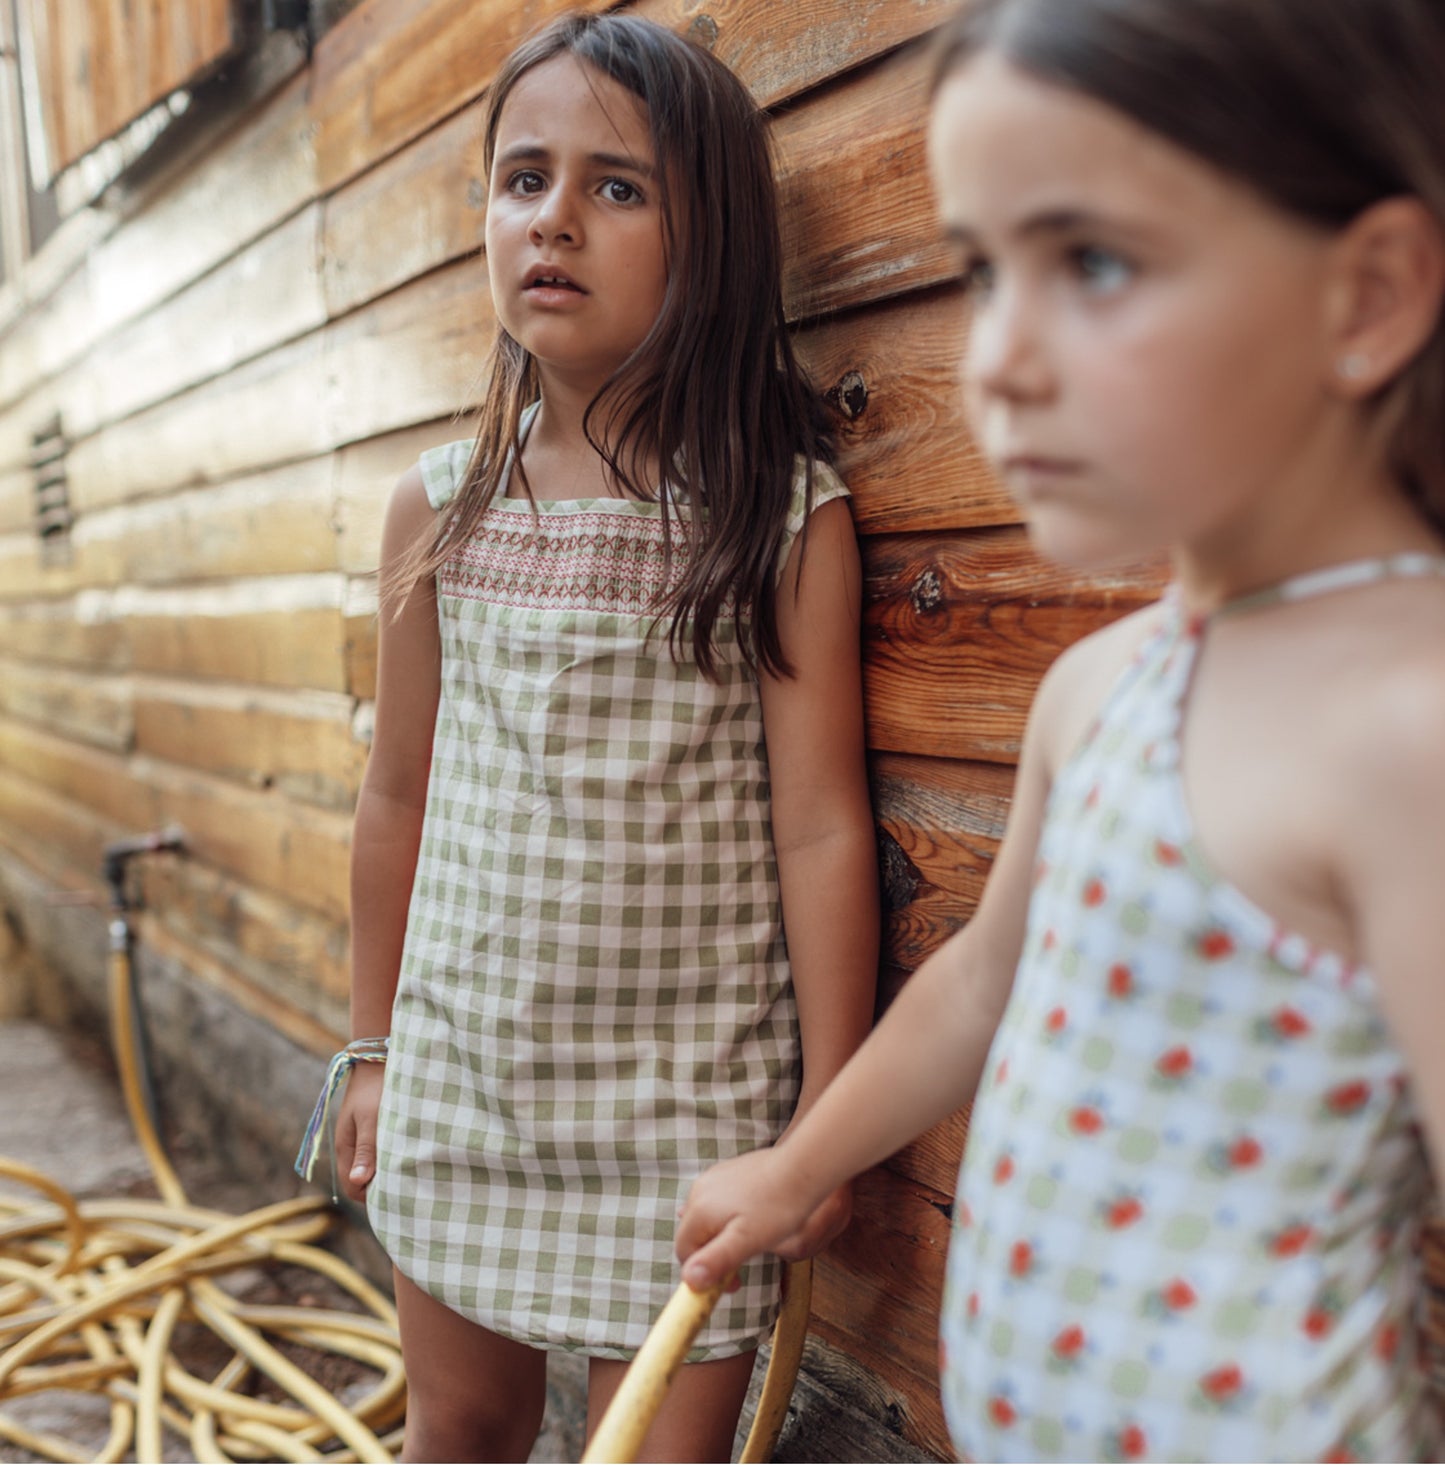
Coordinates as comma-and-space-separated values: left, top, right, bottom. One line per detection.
1073, 244, 1133, 292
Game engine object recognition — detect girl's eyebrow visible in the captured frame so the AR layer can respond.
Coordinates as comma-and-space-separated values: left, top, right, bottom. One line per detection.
494, 142, 656, 177
946, 207, 1149, 247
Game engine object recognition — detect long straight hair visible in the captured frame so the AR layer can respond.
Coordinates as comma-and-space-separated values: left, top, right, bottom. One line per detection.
396, 13, 833, 678
932, 0, 1445, 537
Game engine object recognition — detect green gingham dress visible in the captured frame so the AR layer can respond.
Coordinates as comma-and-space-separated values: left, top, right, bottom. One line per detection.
367, 429, 848, 1359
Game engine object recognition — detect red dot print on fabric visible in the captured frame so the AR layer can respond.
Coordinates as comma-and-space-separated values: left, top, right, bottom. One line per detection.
1268, 1223, 1315, 1257
1154, 840, 1184, 866
1162, 1277, 1197, 1311
1228, 1135, 1263, 1168
1009, 1240, 1034, 1278
1052, 1324, 1086, 1359
1070, 1106, 1105, 1135
1303, 1307, 1335, 1341
1105, 1195, 1144, 1229
1083, 878, 1108, 908
988, 1396, 1017, 1428
1324, 1080, 1371, 1116
1107, 964, 1134, 999
1196, 928, 1235, 960
1118, 1423, 1148, 1459
1272, 1005, 1312, 1039
1155, 1045, 1193, 1079
1199, 1363, 1244, 1401
994, 1154, 1015, 1185
1045, 1006, 1068, 1035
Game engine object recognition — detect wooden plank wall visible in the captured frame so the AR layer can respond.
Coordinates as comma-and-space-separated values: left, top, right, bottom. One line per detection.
15, 0, 240, 181
0, 1, 1160, 1456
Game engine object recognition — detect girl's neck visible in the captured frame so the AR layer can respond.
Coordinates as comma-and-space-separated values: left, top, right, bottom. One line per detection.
1171, 457, 1442, 617
515, 384, 658, 502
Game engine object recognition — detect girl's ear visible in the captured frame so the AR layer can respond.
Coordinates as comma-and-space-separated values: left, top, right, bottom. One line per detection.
1326, 196, 1445, 397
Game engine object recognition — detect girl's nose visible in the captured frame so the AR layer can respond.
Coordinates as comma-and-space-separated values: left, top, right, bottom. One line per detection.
965, 285, 1052, 403
529, 185, 580, 246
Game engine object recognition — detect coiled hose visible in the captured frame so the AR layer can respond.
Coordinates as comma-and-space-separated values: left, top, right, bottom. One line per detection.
0, 832, 809, 1462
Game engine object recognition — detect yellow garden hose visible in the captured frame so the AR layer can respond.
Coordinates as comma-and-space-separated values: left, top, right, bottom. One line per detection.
582, 1259, 813, 1464
1, 830, 811, 1462
0, 887, 406, 1463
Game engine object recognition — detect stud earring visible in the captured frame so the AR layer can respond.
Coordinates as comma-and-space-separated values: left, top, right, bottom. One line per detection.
1337, 353, 1369, 381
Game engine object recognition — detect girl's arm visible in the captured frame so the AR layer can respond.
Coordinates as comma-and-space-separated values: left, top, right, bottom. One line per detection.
335, 465, 441, 1202
757, 497, 878, 1255
1338, 657, 1445, 1185
680, 615, 1078, 1286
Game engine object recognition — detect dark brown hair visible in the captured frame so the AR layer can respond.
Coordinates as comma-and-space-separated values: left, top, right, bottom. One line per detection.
932, 0, 1445, 535
398, 12, 833, 678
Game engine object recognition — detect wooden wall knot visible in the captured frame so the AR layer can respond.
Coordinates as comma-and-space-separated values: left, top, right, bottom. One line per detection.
876, 827, 921, 914
686, 14, 719, 48
909, 567, 945, 616
824, 369, 868, 421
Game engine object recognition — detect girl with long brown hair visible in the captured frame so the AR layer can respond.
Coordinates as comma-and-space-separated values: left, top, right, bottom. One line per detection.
303, 13, 878, 1460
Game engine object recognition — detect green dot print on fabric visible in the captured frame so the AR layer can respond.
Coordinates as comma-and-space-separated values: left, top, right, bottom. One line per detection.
1120, 902, 1150, 937
1215, 1297, 1263, 1340
1163, 1214, 1211, 1250
1117, 1127, 1160, 1164
1027, 1175, 1059, 1209
1032, 1417, 1066, 1453
1222, 1076, 1270, 1116
990, 1320, 1015, 1357
1110, 1360, 1151, 1399
1082, 1035, 1115, 1072
1165, 992, 1209, 1028
1064, 1266, 1100, 1305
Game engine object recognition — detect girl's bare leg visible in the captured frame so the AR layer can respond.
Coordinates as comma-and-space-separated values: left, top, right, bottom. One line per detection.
394, 1268, 548, 1464
587, 1350, 756, 1464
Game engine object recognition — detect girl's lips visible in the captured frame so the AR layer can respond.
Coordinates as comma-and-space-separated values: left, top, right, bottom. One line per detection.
523, 264, 586, 293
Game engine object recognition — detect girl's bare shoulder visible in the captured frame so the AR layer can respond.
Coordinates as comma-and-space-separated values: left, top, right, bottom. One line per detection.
1034, 600, 1167, 774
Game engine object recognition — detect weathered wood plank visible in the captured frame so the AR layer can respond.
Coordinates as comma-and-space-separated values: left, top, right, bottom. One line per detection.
0, 658, 133, 751
775, 42, 950, 322
797, 284, 1013, 535
65, 260, 490, 513
133, 679, 367, 812
122, 577, 352, 693
138, 856, 351, 1033
0, 713, 153, 832
634, 0, 953, 109
74, 458, 339, 586
134, 911, 347, 1059
812, 1166, 953, 1461
862, 526, 1163, 763
887, 1107, 970, 1209
872, 751, 1012, 977
0, 595, 130, 671
18, 0, 238, 176
320, 103, 486, 321
0, 465, 32, 535
0, 763, 126, 882
335, 420, 456, 574
0, 712, 351, 922
72, 206, 328, 438
310, 0, 608, 197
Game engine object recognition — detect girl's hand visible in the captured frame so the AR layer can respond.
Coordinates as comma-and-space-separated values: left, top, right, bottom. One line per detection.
676, 1148, 819, 1289
774, 1180, 853, 1262
335, 1064, 386, 1204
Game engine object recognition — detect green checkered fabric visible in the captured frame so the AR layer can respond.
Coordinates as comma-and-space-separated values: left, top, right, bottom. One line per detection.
368, 431, 848, 1359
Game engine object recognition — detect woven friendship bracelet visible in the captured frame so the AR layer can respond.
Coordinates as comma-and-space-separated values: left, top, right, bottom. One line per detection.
293, 1036, 391, 1186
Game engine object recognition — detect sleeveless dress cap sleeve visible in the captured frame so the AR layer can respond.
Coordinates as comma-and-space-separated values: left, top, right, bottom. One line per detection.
774, 459, 850, 583
416, 439, 475, 511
